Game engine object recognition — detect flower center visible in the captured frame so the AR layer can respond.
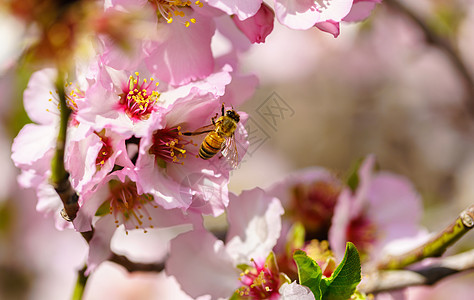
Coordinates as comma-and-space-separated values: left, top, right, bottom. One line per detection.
237, 259, 280, 299
149, 126, 194, 166
290, 180, 341, 239
149, 0, 203, 27
95, 131, 113, 169
107, 180, 158, 234
346, 214, 377, 260
118, 72, 160, 122
313, 0, 331, 13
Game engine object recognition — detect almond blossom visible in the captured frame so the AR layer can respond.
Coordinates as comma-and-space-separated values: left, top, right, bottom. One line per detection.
266, 167, 342, 239
102, 0, 220, 86
328, 155, 423, 264
135, 90, 248, 216
73, 167, 200, 272
76, 60, 233, 137
11, 68, 92, 227
166, 187, 286, 299
274, 0, 353, 30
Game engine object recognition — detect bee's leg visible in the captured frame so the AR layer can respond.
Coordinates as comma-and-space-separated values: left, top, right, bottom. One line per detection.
212, 113, 218, 125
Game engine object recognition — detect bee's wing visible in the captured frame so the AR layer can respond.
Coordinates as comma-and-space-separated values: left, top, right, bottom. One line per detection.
182, 124, 215, 136
221, 134, 239, 168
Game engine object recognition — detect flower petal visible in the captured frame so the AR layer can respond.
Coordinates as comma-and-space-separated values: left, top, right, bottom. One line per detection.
225, 188, 284, 264
206, 0, 263, 20
167, 229, 239, 299
279, 281, 316, 300
23, 68, 59, 125
145, 9, 216, 86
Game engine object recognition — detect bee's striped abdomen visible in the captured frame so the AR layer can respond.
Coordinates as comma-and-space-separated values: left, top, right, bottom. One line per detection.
199, 132, 225, 159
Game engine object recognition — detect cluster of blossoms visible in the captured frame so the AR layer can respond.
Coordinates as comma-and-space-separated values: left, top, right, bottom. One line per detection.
165, 155, 423, 299
5, 0, 394, 299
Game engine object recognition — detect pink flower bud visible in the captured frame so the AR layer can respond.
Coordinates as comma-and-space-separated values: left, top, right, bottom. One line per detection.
232, 3, 274, 44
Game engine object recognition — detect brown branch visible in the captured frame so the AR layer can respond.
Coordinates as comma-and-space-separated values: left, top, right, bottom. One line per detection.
109, 254, 165, 273
385, 0, 474, 117
360, 249, 474, 294
377, 204, 474, 270
51, 70, 79, 222
80, 228, 165, 273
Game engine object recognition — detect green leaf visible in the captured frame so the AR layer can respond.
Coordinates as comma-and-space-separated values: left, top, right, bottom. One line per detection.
293, 249, 323, 300
322, 242, 361, 300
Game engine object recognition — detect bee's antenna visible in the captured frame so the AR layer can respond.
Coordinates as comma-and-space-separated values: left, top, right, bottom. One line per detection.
221, 102, 225, 116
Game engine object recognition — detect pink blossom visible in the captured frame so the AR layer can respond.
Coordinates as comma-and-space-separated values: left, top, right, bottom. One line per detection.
73, 168, 199, 272
213, 52, 259, 107
66, 129, 134, 194
232, 2, 274, 44
76, 63, 163, 137
166, 188, 285, 299
103, 0, 217, 86
329, 155, 423, 264
77, 61, 233, 138
135, 90, 248, 216
266, 168, 342, 279
274, 0, 353, 30
144, 7, 216, 86
266, 167, 342, 239
11, 68, 91, 228
344, 0, 382, 22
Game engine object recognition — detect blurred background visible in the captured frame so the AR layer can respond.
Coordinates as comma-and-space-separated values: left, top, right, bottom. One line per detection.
1, 0, 474, 299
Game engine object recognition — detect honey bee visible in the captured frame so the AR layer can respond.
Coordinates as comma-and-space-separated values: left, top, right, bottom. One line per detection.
183, 103, 240, 167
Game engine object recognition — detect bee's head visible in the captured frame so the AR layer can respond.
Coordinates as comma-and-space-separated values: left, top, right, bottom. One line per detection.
226, 109, 240, 123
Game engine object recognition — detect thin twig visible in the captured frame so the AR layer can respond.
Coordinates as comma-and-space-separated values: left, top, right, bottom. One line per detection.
109, 254, 165, 273
360, 249, 474, 294
51, 69, 79, 221
377, 204, 474, 270
385, 0, 474, 117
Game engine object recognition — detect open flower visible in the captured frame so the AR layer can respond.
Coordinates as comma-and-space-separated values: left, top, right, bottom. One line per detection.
76, 63, 163, 137
166, 187, 286, 299
267, 167, 342, 240
135, 89, 248, 216
11, 68, 92, 228
73, 167, 199, 272
274, 0, 353, 30
329, 155, 423, 264
102, 0, 218, 86
77, 61, 233, 137
12, 68, 90, 177
66, 129, 134, 194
